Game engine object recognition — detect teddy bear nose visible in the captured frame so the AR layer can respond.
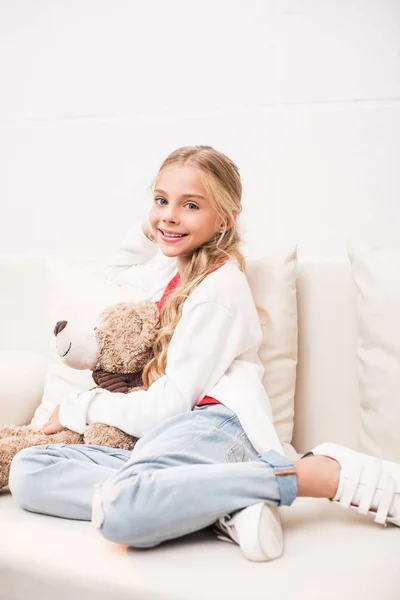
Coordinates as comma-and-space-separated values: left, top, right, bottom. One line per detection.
54, 320, 68, 336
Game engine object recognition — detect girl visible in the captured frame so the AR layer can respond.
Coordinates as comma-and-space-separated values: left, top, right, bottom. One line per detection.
8, 146, 400, 562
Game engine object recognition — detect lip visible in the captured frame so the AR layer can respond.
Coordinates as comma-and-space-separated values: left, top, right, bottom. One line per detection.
158, 229, 189, 244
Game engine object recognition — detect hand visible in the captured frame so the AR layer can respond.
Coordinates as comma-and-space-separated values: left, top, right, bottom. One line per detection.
141, 216, 156, 242
43, 405, 66, 435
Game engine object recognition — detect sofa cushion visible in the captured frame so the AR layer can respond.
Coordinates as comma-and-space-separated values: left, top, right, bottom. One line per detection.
1, 492, 399, 599
33, 252, 299, 460
349, 242, 400, 462
0, 256, 50, 356
246, 248, 298, 458
293, 262, 360, 453
0, 351, 48, 426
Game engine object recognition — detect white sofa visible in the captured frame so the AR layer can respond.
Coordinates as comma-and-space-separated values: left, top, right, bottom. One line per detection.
0, 255, 399, 600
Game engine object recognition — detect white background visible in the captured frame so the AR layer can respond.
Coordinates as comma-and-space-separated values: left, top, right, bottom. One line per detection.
1, 0, 399, 260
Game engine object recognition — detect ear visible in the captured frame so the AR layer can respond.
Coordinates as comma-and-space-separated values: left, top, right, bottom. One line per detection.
219, 220, 233, 233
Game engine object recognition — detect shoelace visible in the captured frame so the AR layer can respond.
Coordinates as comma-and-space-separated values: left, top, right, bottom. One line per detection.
338, 459, 396, 525
213, 514, 238, 544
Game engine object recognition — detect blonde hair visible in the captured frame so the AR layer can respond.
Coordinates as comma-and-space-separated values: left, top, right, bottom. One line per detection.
142, 145, 245, 388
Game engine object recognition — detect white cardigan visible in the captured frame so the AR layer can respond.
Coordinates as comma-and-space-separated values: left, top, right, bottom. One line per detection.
59, 224, 283, 455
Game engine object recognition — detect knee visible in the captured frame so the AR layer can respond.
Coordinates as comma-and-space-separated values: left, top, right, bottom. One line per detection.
92, 479, 159, 548
9, 446, 47, 508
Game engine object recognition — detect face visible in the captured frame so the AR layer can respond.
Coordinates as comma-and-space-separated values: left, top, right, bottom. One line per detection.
149, 165, 223, 267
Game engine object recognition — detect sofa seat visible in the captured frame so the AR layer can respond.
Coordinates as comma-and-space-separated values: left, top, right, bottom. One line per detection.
1, 490, 399, 600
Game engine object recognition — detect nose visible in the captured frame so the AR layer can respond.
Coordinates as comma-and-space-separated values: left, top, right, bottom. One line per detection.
54, 320, 68, 336
162, 205, 179, 223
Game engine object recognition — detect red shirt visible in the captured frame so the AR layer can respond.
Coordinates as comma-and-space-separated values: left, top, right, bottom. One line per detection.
155, 266, 223, 407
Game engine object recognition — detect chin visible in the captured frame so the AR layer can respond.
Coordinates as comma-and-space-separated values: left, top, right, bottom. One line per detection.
159, 246, 180, 257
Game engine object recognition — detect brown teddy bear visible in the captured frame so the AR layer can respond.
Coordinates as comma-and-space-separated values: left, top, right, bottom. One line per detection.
0, 300, 160, 490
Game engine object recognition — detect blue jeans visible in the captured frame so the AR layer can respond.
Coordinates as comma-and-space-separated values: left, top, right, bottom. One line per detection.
8, 404, 297, 548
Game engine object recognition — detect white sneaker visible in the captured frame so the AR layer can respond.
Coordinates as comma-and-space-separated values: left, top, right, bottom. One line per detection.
213, 502, 284, 562
312, 442, 400, 526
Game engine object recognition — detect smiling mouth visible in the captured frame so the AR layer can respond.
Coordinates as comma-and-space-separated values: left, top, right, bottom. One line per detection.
61, 342, 72, 357
158, 229, 189, 240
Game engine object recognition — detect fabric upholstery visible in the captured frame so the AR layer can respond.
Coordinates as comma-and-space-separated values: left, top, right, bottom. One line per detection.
0, 351, 48, 426
0, 254, 398, 600
0, 492, 399, 600
293, 261, 360, 452
349, 241, 400, 462
246, 249, 298, 458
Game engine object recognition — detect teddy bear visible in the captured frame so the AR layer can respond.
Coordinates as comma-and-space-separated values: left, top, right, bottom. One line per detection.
0, 300, 160, 490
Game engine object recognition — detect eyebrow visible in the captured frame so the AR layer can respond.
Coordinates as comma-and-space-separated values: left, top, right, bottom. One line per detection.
154, 188, 206, 201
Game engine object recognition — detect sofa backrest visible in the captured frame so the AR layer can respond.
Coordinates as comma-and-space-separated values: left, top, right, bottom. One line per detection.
0, 255, 361, 453
1, 255, 51, 355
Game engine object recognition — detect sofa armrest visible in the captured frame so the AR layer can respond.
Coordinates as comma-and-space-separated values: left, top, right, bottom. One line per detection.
0, 351, 48, 426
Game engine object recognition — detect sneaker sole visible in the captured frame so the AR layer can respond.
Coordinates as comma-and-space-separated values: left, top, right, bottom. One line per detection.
237, 502, 284, 562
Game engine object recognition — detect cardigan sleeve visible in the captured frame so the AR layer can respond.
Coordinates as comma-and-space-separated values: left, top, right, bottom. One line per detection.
58, 301, 249, 437
97, 221, 159, 281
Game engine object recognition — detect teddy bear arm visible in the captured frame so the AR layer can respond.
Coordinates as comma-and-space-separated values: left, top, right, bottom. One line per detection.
84, 423, 138, 451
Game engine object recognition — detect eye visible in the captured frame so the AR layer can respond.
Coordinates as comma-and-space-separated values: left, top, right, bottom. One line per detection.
185, 202, 199, 210
155, 197, 168, 205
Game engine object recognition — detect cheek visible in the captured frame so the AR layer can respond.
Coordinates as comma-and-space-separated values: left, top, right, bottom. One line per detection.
149, 206, 158, 225
192, 216, 215, 236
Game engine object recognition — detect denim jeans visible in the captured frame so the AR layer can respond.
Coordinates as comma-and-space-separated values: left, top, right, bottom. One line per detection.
9, 404, 297, 548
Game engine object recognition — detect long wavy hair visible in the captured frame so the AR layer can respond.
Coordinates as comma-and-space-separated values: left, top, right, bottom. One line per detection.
141, 145, 246, 388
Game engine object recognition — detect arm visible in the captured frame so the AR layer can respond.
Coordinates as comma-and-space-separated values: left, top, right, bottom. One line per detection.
97, 219, 159, 281
58, 301, 248, 437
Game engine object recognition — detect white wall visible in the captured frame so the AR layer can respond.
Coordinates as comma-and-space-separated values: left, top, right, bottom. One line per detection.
1, 0, 399, 260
